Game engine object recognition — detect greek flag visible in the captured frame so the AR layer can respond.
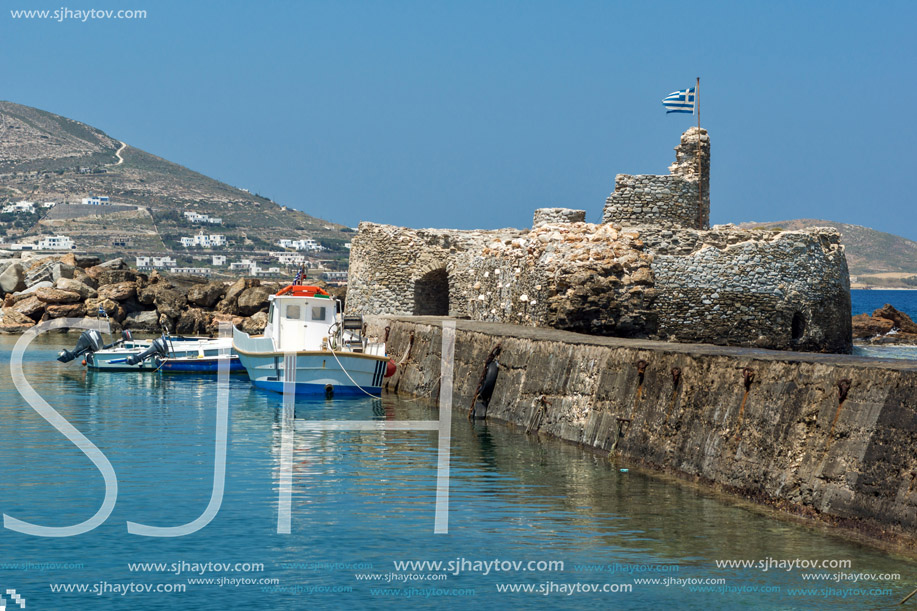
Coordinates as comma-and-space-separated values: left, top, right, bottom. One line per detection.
97, 304, 108, 317
662, 86, 695, 114
293, 268, 303, 284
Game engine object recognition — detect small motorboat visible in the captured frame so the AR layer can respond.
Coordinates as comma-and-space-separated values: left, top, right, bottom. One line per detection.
232, 285, 395, 396
57, 330, 243, 373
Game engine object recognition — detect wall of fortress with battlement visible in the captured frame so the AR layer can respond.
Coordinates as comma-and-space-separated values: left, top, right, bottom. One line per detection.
346, 128, 852, 353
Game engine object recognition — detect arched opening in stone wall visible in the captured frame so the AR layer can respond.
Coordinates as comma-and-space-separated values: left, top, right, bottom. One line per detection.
413, 268, 449, 316
791, 311, 806, 342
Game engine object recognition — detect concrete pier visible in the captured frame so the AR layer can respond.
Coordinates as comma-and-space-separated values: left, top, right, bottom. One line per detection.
371, 316, 917, 548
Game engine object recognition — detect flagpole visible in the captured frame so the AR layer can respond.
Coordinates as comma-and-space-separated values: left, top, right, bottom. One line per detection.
695, 76, 703, 228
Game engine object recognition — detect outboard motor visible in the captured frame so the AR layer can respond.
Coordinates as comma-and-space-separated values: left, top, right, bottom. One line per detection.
57, 329, 104, 363
126, 337, 170, 366
121, 330, 133, 342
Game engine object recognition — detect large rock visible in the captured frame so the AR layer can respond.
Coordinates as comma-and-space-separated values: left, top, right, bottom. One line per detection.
97, 281, 137, 302
45, 302, 87, 319
73, 267, 98, 289
852, 313, 895, 338
55, 277, 97, 299
24, 259, 56, 287
208, 312, 244, 334
217, 278, 260, 314
34, 287, 82, 304
175, 308, 210, 336
1, 308, 35, 326
0, 263, 25, 294
137, 284, 187, 319
237, 286, 272, 315
240, 311, 269, 335
85, 297, 126, 322
123, 310, 161, 333
12, 295, 45, 320
96, 269, 137, 286
187, 281, 225, 308
52, 262, 75, 282
871, 304, 917, 334
73, 255, 100, 268
0, 307, 35, 333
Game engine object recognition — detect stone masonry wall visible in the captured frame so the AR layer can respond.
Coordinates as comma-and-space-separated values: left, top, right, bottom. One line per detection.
532, 208, 586, 227
641, 226, 852, 353
603, 127, 710, 229
347, 221, 657, 337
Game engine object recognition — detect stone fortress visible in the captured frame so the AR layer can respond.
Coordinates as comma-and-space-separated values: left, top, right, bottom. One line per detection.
346, 128, 852, 353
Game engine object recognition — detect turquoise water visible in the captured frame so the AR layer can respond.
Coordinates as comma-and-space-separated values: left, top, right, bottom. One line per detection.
1, 334, 916, 610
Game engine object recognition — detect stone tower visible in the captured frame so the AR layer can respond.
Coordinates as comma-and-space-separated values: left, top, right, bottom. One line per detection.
602, 127, 710, 229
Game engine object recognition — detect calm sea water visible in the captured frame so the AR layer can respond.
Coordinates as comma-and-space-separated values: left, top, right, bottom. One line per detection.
1, 334, 915, 610
851, 289, 917, 319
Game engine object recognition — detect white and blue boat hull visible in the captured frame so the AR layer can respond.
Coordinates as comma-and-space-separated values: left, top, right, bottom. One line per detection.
236, 350, 389, 396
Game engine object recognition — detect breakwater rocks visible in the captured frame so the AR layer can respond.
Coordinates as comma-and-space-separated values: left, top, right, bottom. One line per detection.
0, 253, 332, 335
374, 316, 917, 548
853, 304, 917, 345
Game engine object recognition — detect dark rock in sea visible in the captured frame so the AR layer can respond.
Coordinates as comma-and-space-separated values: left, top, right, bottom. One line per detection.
852, 304, 917, 344
872, 304, 917, 334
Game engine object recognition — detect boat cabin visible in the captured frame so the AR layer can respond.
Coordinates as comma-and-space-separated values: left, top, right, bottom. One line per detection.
266, 286, 338, 352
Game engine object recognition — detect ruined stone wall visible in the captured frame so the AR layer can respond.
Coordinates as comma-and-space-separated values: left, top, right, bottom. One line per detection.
346, 127, 852, 353
345, 222, 503, 317
603, 127, 710, 229
641, 226, 852, 353
532, 208, 586, 227
347, 221, 656, 337
373, 317, 917, 550
451, 222, 656, 337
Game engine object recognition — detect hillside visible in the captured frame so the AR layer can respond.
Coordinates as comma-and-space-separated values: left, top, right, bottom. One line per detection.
0, 101, 352, 267
740, 219, 917, 288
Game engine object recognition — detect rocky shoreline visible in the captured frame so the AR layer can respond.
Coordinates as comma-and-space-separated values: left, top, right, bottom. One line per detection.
852, 304, 917, 345
0, 253, 343, 336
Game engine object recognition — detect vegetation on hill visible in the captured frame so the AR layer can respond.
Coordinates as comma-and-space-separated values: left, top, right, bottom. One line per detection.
0, 101, 349, 265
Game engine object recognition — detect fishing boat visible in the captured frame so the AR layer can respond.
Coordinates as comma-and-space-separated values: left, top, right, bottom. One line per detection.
232, 284, 394, 396
58, 330, 243, 373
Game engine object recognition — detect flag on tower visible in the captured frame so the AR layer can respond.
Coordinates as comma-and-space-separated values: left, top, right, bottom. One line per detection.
662, 86, 695, 114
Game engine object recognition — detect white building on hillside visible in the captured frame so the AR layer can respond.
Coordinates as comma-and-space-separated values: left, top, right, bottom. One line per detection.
37, 235, 74, 250
184, 211, 222, 224
277, 238, 322, 251
135, 256, 177, 270
2, 201, 36, 214
212, 255, 227, 266
180, 232, 227, 248
270, 251, 307, 265
82, 195, 111, 206
170, 267, 212, 277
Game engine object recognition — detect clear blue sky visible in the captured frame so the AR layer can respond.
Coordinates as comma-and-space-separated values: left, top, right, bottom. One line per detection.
2, 0, 915, 238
